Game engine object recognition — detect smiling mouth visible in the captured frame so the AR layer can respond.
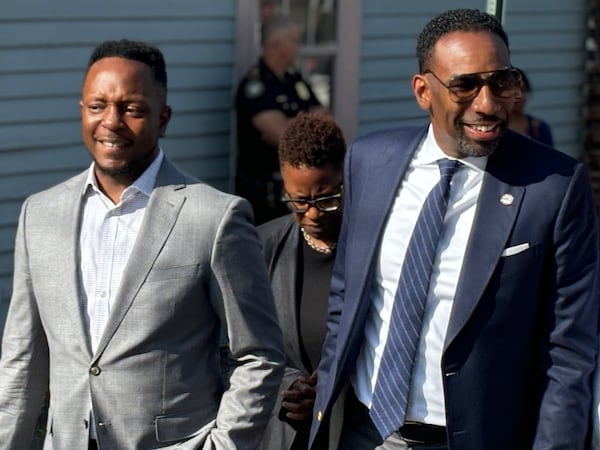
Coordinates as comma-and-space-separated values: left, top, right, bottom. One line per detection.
462, 121, 504, 141
98, 139, 129, 149
466, 123, 498, 132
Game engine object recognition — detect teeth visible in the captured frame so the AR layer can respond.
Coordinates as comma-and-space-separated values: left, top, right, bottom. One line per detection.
470, 124, 495, 132
102, 141, 124, 148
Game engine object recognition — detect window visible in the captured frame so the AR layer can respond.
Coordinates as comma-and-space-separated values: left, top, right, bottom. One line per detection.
264, 0, 337, 107
235, 0, 360, 140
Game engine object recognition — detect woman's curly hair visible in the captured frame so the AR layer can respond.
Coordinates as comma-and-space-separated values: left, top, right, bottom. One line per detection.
278, 112, 346, 169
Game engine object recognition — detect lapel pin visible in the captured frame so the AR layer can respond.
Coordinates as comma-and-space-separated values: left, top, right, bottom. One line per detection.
500, 193, 514, 205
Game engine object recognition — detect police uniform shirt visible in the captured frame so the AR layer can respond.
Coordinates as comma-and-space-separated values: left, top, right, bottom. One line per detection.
235, 58, 322, 179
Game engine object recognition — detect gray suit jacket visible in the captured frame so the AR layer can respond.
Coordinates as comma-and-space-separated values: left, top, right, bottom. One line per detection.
0, 158, 285, 449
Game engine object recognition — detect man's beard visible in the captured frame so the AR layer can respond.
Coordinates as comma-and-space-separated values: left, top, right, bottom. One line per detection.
93, 147, 158, 180
455, 120, 506, 158
95, 162, 137, 178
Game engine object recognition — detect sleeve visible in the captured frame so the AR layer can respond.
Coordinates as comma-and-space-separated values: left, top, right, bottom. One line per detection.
236, 76, 282, 119
259, 366, 305, 450
292, 71, 322, 110
0, 198, 50, 448
206, 196, 285, 450
533, 163, 600, 449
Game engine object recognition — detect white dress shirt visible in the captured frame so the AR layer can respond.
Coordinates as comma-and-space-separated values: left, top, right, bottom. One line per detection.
79, 150, 163, 438
351, 126, 487, 426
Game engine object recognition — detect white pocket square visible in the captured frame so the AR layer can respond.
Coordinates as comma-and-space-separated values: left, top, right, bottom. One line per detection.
501, 243, 530, 257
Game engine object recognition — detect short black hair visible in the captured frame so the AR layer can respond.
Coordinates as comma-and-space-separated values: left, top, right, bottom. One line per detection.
279, 112, 346, 169
88, 39, 167, 91
416, 9, 509, 72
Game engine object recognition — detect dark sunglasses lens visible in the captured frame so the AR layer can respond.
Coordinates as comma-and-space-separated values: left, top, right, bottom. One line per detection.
488, 69, 521, 97
449, 74, 483, 99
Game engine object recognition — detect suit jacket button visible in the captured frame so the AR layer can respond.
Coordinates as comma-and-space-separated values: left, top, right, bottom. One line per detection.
90, 366, 101, 376
317, 410, 323, 421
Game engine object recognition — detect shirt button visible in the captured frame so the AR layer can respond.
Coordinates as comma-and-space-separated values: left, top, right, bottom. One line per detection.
317, 410, 323, 421
90, 366, 101, 376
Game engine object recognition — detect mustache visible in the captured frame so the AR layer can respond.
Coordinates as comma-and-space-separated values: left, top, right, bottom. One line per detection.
463, 112, 504, 123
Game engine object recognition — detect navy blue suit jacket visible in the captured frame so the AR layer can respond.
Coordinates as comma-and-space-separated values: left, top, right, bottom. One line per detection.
310, 126, 600, 449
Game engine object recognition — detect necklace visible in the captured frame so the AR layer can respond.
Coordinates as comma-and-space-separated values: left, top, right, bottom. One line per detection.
301, 228, 336, 254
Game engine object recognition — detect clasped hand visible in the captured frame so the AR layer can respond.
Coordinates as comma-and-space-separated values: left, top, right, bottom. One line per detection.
281, 370, 317, 422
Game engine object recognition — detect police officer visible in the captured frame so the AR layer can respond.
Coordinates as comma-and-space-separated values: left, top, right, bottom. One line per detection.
235, 16, 326, 225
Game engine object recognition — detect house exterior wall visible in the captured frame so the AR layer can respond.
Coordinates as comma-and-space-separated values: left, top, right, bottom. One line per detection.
0, 0, 237, 328
505, 0, 588, 159
584, 0, 600, 220
358, 1, 483, 135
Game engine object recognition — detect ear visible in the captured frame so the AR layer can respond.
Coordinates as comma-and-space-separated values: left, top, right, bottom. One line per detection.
159, 105, 172, 138
412, 74, 431, 111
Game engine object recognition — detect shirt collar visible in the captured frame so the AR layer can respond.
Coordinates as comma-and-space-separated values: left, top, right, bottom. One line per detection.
417, 125, 488, 172
83, 148, 164, 200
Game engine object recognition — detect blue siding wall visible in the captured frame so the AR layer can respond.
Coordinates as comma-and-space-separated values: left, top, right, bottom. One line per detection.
0, 0, 237, 326
359, 1, 482, 135
504, 0, 588, 158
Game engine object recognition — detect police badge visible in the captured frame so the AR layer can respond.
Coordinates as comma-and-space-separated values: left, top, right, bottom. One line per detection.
295, 81, 310, 101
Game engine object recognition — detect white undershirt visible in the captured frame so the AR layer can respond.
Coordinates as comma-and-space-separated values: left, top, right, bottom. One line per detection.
351, 126, 486, 425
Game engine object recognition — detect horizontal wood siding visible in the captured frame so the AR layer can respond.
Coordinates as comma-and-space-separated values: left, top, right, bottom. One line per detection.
358, 1, 482, 135
504, 0, 587, 158
0, 0, 237, 316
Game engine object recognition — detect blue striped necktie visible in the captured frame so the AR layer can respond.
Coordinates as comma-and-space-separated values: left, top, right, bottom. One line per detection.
369, 158, 462, 439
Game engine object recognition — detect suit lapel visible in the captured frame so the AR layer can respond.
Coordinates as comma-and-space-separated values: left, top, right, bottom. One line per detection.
92, 160, 186, 359
276, 222, 306, 371
337, 128, 426, 370
444, 155, 524, 350
348, 128, 425, 315
59, 174, 95, 358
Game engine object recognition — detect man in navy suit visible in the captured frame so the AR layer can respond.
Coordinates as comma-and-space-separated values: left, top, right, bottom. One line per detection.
310, 9, 599, 450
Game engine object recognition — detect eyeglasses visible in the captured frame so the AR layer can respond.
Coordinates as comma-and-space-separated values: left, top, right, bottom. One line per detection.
282, 186, 343, 213
424, 67, 522, 103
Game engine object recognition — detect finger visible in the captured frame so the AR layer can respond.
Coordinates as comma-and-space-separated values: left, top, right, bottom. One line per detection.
298, 377, 317, 387
282, 399, 315, 413
285, 411, 312, 421
282, 400, 303, 412
295, 384, 317, 397
281, 390, 303, 401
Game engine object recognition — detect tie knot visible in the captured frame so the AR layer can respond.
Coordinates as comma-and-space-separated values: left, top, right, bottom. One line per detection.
438, 158, 462, 179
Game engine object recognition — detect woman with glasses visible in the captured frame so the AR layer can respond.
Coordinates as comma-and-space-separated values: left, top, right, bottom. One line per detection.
257, 112, 346, 450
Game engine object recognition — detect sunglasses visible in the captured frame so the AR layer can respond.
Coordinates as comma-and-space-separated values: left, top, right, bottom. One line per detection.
424, 67, 522, 103
282, 185, 343, 213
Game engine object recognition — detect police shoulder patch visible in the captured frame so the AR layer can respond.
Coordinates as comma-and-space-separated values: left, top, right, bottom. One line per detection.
244, 80, 265, 99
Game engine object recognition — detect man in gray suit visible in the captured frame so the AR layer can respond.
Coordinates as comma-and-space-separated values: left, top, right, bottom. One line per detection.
0, 39, 285, 449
